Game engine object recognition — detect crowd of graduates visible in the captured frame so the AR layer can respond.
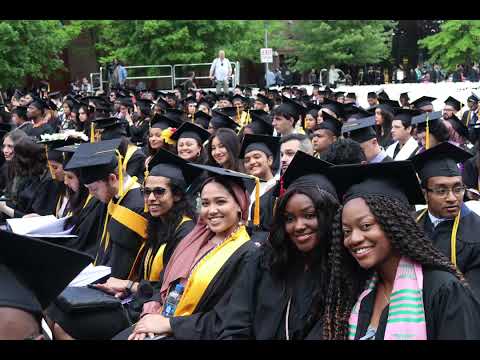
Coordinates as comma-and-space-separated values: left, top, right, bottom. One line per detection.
1, 81, 480, 340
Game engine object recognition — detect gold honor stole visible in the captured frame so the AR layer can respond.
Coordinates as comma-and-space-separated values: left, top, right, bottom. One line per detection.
128, 216, 192, 281
94, 177, 147, 265
174, 225, 250, 317
123, 144, 138, 172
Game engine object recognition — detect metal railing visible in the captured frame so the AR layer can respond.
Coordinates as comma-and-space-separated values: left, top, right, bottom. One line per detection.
173, 61, 240, 89
124, 65, 174, 90
89, 72, 102, 93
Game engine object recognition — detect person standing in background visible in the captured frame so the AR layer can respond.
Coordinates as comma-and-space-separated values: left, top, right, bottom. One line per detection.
209, 50, 232, 95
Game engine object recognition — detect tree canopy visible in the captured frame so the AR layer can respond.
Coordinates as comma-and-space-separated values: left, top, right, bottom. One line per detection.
419, 20, 480, 71
0, 20, 82, 88
284, 20, 397, 71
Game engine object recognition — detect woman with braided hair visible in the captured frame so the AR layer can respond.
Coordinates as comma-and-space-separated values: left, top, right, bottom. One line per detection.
318, 161, 480, 340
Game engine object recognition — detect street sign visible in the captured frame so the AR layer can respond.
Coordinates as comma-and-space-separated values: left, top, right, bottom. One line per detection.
260, 48, 273, 63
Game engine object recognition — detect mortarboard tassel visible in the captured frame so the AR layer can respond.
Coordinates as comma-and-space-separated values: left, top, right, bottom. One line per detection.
143, 168, 149, 213
192, 112, 195, 124
236, 105, 241, 124
253, 176, 260, 227
279, 175, 286, 197
45, 145, 55, 180
425, 113, 430, 150
115, 150, 124, 197
90, 122, 95, 143
466, 111, 471, 126
246, 109, 251, 125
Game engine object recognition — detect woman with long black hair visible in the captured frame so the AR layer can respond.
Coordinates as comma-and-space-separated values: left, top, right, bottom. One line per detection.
206, 128, 244, 173
319, 161, 480, 340
219, 152, 338, 339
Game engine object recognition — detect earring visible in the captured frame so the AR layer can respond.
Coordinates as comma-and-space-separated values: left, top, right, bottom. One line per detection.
238, 210, 244, 226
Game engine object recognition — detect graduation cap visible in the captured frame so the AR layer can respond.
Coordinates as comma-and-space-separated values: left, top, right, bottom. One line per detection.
0, 230, 92, 315
376, 98, 398, 115
239, 134, 280, 159
54, 144, 80, 167
411, 111, 443, 129
444, 96, 463, 111
187, 163, 261, 226
342, 116, 377, 143
467, 92, 480, 103
343, 104, 372, 120
248, 110, 273, 136
400, 92, 410, 100
146, 147, 202, 189
232, 94, 248, 104
118, 97, 134, 108
191, 111, 211, 130
328, 160, 425, 206
255, 94, 273, 107
312, 83, 321, 88
29, 97, 50, 111
377, 89, 390, 100
164, 108, 185, 123
317, 111, 343, 137
216, 107, 238, 119
155, 97, 171, 110
411, 96, 436, 110
392, 108, 421, 127
48, 91, 62, 99
217, 93, 233, 103
92, 117, 128, 140
367, 91, 378, 99
150, 113, 181, 130
281, 150, 337, 200
445, 114, 470, 140
65, 139, 129, 195
171, 121, 210, 144
135, 99, 154, 115
210, 110, 238, 131
334, 91, 345, 99
346, 92, 357, 100
411, 141, 472, 183
321, 98, 344, 118
0, 123, 13, 136
276, 95, 307, 120
181, 96, 197, 106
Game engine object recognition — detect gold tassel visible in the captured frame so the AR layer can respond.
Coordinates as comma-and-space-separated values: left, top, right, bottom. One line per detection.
246, 109, 251, 125
236, 105, 240, 124
425, 113, 430, 150
253, 176, 260, 227
143, 169, 149, 213
90, 122, 95, 143
45, 145, 55, 180
116, 150, 124, 197
192, 112, 195, 124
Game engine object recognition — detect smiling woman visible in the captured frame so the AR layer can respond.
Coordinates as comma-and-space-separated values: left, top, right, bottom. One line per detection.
319, 161, 480, 340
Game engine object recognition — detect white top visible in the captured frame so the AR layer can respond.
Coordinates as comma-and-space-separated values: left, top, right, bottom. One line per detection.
209, 58, 232, 81
248, 177, 277, 221
385, 136, 419, 161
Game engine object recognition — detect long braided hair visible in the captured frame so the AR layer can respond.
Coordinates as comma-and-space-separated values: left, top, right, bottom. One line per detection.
322, 194, 465, 340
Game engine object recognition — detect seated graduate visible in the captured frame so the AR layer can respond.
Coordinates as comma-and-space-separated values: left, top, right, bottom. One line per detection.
385, 108, 421, 161
462, 124, 479, 195
411, 111, 451, 154
47, 149, 200, 340
0, 230, 91, 340
239, 134, 280, 233
129, 99, 153, 146
311, 112, 342, 159
144, 114, 180, 168
0, 137, 60, 218
63, 139, 146, 279
26, 97, 56, 140
319, 161, 480, 340
206, 127, 244, 173
320, 138, 367, 165
219, 151, 339, 340
115, 164, 256, 340
93, 149, 198, 316
92, 117, 146, 183
53, 144, 104, 257
0, 129, 28, 196
411, 142, 480, 298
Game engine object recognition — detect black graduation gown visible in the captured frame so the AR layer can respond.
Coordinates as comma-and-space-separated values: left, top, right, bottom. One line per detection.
381, 155, 393, 163
126, 148, 146, 183
63, 197, 105, 257
348, 269, 480, 340
28, 122, 55, 139
95, 187, 146, 279
16, 122, 34, 136
462, 155, 478, 189
417, 205, 480, 298
130, 119, 149, 146
248, 183, 277, 233
218, 246, 321, 340
11, 172, 61, 217
0, 162, 8, 195
112, 240, 256, 340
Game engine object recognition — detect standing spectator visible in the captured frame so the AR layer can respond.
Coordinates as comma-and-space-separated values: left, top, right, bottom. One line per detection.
112, 59, 128, 88
209, 50, 232, 95
265, 67, 276, 88
80, 77, 92, 95
366, 66, 375, 85
308, 68, 318, 84
181, 71, 197, 93
415, 64, 423, 83
344, 70, 353, 85
452, 64, 464, 82
328, 64, 340, 88
274, 67, 284, 86
395, 64, 405, 84
357, 69, 365, 85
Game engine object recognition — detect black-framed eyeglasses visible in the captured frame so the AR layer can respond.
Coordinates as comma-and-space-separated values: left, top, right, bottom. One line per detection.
142, 187, 167, 198
425, 185, 466, 197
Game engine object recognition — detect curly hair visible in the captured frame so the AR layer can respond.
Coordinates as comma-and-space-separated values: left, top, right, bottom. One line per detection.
322, 194, 465, 340
144, 177, 197, 272
320, 138, 367, 165
262, 184, 339, 336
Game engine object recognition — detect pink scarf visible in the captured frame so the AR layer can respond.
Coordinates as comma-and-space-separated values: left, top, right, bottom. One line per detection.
158, 178, 249, 304
348, 257, 427, 340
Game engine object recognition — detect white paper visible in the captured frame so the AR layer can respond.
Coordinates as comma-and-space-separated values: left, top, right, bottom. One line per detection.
6, 215, 76, 237
466, 201, 480, 216
68, 264, 112, 287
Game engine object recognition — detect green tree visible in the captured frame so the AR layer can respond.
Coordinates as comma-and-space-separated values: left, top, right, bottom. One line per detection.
419, 20, 480, 71
0, 20, 83, 87
285, 20, 397, 71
